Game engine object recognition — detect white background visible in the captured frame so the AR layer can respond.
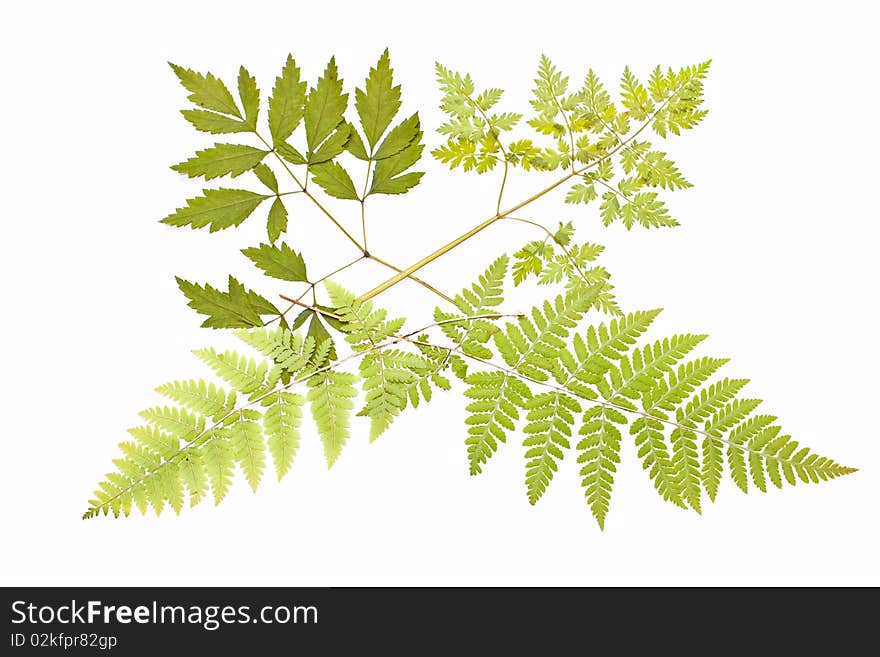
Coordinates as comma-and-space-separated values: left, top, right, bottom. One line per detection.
2, 1, 877, 586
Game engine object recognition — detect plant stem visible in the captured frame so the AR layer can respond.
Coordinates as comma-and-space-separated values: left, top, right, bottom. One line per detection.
359, 85, 682, 303
368, 254, 456, 305
496, 160, 508, 214
358, 170, 577, 302
255, 132, 365, 253
504, 215, 594, 289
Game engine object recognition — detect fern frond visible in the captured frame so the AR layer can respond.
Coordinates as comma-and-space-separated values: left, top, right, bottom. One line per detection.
358, 349, 429, 441
307, 370, 359, 467
263, 391, 304, 480
154, 379, 236, 421
577, 405, 625, 529
229, 410, 266, 491
523, 391, 580, 504
464, 372, 532, 475
436, 254, 508, 364
193, 348, 270, 398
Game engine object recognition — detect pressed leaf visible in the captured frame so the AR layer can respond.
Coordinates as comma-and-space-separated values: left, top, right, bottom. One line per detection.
181, 110, 249, 134
252, 163, 278, 193
268, 55, 307, 145
374, 113, 420, 160
311, 161, 359, 200
237, 66, 259, 129
346, 125, 369, 160
169, 63, 241, 117
266, 197, 288, 243
176, 275, 279, 328
304, 57, 348, 152
309, 123, 351, 164
241, 242, 308, 282
369, 139, 424, 195
355, 49, 402, 149
161, 188, 269, 232
171, 144, 267, 180
276, 142, 307, 165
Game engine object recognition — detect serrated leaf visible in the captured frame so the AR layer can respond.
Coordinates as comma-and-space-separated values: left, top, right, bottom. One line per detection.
161, 188, 269, 232
304, 57, 347, 152
268, 55, 307, 145
356, 49, 401, 150
309, 123, 351, 164
374, 113, 420, 160
241, 242, 308, 282
237, 66, 259, 129
369, 139, 424, 195
266, 197, 288, 243
169, 63, 240, 117
566, 182, 597, 204
346, 125, 369, 160
276, 141, 307, 165
171, 144, 267, 180
311, 162, 359, 200
307, 314, 337, 362
176, 275, 278, 328
180, 110, 249, 134
252, 163, 278, 193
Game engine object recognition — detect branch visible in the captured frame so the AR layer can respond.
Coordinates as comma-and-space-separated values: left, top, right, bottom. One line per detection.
359, 76, 693, 302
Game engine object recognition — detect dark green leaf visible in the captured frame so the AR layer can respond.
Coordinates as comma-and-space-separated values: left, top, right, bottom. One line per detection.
268, 55, 307, 145
266, 197, 288, 243
161, 188, 269, 232
180, 109, 249, 134
169, 63, 241, 117
291, 309, 311, 330
253, 163, 278, 193
309, 123, 351, 164
171, 144, 267, 180
176, 275, 278, 328
355, 49, 401, 150
374, 113, 420, 160
307, 314, 337, 362
241, 242, 308, 282
310, 162, 359, 200
237, 66, 259, 129
304, 57, 348, 152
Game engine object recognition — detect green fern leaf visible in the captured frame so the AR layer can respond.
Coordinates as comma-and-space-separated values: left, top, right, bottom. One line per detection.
577, 404, 626, 528
193, 347, 270, 397
523, 391, 580, 504
307, 370, 359, 467
229, 410, 266, 491
263, 391, 304, 480
154, 379, 236, 422
464, 371, 533, 475
201, 429, 235, 504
